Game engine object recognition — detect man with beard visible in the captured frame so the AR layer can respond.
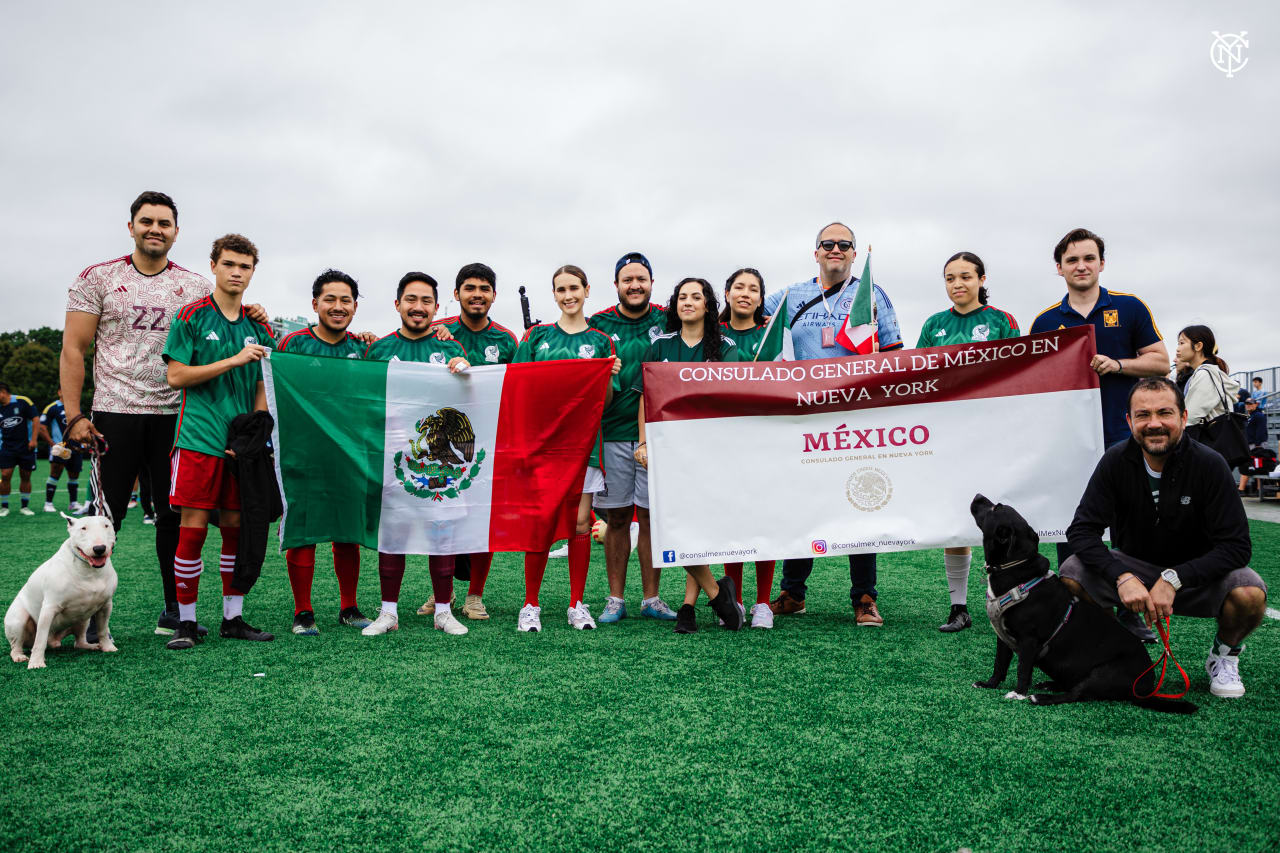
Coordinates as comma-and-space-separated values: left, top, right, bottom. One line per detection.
1062, 377, 1266, 698
276, 269, 373, 636
416, 262, 518, 621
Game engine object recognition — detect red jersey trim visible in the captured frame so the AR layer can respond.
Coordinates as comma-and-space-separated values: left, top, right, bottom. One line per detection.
77, 255, 131, 279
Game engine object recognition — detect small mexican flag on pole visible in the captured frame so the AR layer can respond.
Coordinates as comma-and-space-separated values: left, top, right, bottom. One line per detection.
835, 249, 878, 354
755, 287, 794, 361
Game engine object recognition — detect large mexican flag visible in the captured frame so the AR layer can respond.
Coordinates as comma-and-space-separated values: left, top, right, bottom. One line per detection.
263, 353, 613, 554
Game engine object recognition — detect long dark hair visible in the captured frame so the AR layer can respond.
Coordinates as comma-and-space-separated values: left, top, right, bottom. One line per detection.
718, 267, 766, 324
1180, 324, 1229, 373
665, 277, 724, 361
943, 251, 988, 305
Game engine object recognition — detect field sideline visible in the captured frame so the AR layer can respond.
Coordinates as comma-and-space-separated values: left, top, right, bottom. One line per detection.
1, 460, 1277, 852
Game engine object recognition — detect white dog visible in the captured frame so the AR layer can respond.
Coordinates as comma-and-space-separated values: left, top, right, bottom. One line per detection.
6, 513, 119, 669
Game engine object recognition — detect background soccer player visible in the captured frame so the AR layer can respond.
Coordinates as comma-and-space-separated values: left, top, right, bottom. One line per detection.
717, 267, 777, 628
161, 234, 276, 650
511, 264, 620, 632
364, 272, 471, 638
276, 269, 372, 636
39, 389, 85, 513
915, 251, 1020, 633
589, 252, 677, 623
0, 383, 42, 517
634, 277, 743, 633
417, 262, 519, 622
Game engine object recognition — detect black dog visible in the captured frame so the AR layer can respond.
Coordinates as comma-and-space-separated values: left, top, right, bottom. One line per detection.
970, 494, 1195, 714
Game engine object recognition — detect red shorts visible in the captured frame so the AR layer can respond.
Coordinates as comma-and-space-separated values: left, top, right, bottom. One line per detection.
169, 448, 240, 511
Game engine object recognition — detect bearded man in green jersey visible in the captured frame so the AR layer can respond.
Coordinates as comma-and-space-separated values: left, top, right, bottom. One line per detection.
589, 252, 677, 623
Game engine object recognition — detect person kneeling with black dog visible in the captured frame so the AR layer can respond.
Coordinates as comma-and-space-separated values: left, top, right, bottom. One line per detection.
1061, 377, 1267, 698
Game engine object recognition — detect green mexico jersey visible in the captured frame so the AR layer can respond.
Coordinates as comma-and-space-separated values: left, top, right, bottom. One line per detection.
163, 296, 276, 458
277, 326, 367, 359
432, 316, 519, 365
365, 330, 468, 364
590, 303, 665, 441
916, 305, 1020, 348
632, 332, 739, 393
514, 322, 617, 469
720, 321, 767, 360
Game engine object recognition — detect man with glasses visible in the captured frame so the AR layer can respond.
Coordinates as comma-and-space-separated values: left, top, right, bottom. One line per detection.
762, 222, 904, 625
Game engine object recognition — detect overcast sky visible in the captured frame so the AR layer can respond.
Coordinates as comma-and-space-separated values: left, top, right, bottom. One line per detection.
2, 2, 1276, 374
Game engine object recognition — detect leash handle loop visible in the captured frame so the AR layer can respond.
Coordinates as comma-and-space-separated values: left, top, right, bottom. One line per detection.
1132, 617, 1190, 700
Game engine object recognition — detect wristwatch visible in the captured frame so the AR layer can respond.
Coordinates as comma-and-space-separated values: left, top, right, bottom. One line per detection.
1160, 569, 1182, 591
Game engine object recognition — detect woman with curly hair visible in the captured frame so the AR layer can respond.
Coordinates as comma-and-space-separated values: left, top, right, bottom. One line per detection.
634, 277, 744, 633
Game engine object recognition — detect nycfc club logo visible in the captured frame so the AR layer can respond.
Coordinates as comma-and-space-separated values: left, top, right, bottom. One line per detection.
484, 345, 500, 363
811, 539, 828, 555
577, 345, 596, 359
1210, 31, 1248, 78
393, 407, 487, 502
846, 467, 893, 512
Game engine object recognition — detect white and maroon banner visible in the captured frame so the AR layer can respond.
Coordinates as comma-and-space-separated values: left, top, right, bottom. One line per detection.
642, 327, 1103, 566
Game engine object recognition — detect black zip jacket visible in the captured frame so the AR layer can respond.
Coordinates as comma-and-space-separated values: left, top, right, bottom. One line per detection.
226, 411, 283, 594
1066, 434, 1251, 587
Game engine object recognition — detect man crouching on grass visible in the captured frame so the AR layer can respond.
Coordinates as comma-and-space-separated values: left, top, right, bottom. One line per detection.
162, 234, 276, 649
1060, 377, 1267, 697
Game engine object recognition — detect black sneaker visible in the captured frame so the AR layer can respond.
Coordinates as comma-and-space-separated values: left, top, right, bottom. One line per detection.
156, 608, 209, 637
221, 616, 274, 642
166, 620, 201, 650
1116, 608, 1156, 643
338, 606, 373, 629
291, 610, 319, 636
939, 604, 972, 633
708, 576, 744, 630
674, 603, 698, 634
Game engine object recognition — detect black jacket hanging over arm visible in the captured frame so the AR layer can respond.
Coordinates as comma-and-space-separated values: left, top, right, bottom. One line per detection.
226, 411, 283, 594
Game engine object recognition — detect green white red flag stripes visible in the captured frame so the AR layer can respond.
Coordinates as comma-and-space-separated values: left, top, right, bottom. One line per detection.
835, 253, 877, 354
263, 353, 613, 554
755, 288, 794, 361
642, 327, 1103, 565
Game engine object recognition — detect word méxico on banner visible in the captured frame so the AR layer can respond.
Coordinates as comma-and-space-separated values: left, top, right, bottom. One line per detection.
643, 327, 1098, 421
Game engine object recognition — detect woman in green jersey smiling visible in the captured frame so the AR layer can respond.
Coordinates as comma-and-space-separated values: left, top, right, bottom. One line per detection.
635, 277, 744, 633
512, 264, 621, 633
916, 251, 1020, 634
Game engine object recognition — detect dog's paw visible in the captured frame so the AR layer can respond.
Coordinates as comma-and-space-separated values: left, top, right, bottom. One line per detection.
100, 642, 118, 653
11, 653, 28, 664
1029, 694, 1043, 705
74, 641, 100, 651
973, 680, 1000, 690
1003, 690, 1027, 701
26, 659, 46, 670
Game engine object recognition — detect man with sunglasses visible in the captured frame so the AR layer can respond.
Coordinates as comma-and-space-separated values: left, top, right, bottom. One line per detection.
762, 222, 903, 625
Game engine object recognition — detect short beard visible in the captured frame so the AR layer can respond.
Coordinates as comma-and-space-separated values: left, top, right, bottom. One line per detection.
461, 304, 489, 322
1139, 431, 1175, 456
136, 239, 167, 259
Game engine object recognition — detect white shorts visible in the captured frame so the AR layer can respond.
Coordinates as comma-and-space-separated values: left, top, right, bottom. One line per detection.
593, 441, 649, 509
582, 465, 605, 495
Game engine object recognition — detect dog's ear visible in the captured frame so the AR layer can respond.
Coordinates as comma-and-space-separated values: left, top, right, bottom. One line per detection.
61, 511, 76, 526
970, 494, 994, 529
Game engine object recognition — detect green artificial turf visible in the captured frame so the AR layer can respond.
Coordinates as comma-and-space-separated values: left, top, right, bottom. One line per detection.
1, 459, 1277, 852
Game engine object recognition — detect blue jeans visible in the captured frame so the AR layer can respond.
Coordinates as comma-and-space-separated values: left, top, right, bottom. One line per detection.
780, 553, 877, 603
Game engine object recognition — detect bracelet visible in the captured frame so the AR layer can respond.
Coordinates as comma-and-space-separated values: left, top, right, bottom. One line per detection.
65, 413, 89, 434
638, 442, 646, 447
1117, 575, 1140, 589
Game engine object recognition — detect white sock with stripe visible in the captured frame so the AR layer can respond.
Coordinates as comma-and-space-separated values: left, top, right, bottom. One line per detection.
944, 553, 971, 606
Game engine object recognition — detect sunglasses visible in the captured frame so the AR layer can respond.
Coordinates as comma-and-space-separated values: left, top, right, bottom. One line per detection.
818, 240, 854, 252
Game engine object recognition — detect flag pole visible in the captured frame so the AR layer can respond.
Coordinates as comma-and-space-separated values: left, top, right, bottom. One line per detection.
868, 245, 879, 353
755, 286, 789, 362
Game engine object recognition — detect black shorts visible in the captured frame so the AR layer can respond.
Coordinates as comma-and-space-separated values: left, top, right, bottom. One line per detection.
0, 447, 36, 472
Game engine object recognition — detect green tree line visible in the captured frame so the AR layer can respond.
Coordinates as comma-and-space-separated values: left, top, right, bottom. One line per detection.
0, 327, 92, 412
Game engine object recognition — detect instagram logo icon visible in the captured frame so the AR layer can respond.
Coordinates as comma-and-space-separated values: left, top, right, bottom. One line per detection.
811, 539, 828, 555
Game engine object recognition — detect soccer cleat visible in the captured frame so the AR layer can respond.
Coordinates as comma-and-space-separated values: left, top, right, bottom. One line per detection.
417, 591, 455, 616
641, 599, 678, 621
127, 497, 138, 509
599, 596, 627, 624
854, 594, 883, 627
292, 610, 319, 636
709, 577, 744, 630
19, 507, 34, 516
142, 514, 156, 525
939, 605, 972, 633
156, 608, 208, 637
674, 603, 698, 634
362, 611, 399, 636
461, 594, 489, 620
165, 620, 202, 650
44, 502, 57, 513
517, 603, 542, 632
1206, 645, 1246, 697
221, 616, 274, 642
769, 590, 806, 615
1116, 608, 1156, 643
72, 502, 91, 516
338, 606, 373, 629
435, 609, 469, 636
750, 603, 774, 629
567, 602, 596, 630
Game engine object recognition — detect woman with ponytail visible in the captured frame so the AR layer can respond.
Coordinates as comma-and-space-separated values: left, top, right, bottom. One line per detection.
1177, 325, 1241, 426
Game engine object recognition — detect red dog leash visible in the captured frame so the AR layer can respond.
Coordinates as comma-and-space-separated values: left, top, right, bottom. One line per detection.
1132, 616, 1190, 700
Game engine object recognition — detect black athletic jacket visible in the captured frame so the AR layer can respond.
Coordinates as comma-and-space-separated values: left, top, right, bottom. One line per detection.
226, 411, 283, 593
1066, 434, 1251, 587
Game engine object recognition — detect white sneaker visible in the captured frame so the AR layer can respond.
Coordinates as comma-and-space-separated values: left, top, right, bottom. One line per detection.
750, 602, 774, 629
718, 600, 746, 627
547, 543, 569, 558
43, 502, 56, 513
19, 507, 34, 516
1206, 645, 1245, 697
517, 603, 542, 633
72, 502, 90, 516
361, 610, 399, 636
0, 508, 8, 517
434, 609, 468, 635
567, 602, 596, 630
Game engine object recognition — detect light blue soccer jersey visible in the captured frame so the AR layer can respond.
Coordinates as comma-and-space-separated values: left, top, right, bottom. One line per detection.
762, 277, 903, 360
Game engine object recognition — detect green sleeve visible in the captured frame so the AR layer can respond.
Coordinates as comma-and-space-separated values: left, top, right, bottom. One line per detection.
162, 311, 195, 365
915, 316, 935, 349
512, 330, 534, 363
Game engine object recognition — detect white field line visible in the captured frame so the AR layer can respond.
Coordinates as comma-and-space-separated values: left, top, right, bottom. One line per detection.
1266, 607, 1280, 621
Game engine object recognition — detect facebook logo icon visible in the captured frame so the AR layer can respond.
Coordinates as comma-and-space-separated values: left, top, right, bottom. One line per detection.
662, 550, 676, 563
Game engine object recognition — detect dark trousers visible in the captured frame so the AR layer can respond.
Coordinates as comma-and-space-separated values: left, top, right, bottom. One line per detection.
780, 553, 877, 603
93, 411, 180, 607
